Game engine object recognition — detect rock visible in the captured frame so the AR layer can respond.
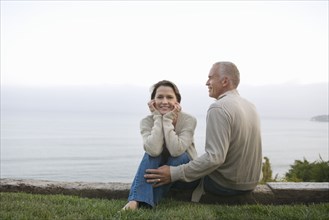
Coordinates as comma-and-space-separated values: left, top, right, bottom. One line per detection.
1, 178, 328, 205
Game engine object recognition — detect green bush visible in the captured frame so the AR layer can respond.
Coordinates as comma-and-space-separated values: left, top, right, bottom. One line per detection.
260, 156, 277, 184
285, 156, 329, 182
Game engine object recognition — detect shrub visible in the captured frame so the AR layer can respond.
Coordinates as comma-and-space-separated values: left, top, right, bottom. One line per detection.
285, 156, 329, 182
260, 156, 277, 183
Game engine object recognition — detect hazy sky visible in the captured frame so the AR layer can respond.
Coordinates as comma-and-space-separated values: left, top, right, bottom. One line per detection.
1, 1, 328, 86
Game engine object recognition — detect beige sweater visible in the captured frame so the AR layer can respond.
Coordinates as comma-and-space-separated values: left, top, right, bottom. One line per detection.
170, 90, 262, 199
140, 111, 197, 160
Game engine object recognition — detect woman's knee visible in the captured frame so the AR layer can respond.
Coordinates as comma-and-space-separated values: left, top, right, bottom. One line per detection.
141, 153, 163, 167
167, 153, 190, 166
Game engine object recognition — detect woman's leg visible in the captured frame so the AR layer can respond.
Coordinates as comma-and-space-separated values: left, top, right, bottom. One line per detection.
127, 153, 163, 207
152, 153, 192, 205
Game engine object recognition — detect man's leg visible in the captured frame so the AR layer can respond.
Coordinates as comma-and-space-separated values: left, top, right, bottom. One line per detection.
203, 176, 252, 196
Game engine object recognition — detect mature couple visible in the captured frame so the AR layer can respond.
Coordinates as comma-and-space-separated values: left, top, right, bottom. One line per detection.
122, 61, 263, 210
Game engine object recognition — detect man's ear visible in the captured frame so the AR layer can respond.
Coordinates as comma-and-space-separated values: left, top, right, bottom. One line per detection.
221, 77, 230, 87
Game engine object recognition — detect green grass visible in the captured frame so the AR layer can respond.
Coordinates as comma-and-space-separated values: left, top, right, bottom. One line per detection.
0, 192, 328, 220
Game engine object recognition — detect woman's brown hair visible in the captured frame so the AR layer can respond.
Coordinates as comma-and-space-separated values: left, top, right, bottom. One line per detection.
150, 80, 181, 103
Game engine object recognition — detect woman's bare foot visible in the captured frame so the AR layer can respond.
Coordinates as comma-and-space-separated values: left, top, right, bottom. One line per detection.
122, 201, 139, 211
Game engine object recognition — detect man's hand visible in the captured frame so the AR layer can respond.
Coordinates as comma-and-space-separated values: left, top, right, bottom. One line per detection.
144, 165, 171, 187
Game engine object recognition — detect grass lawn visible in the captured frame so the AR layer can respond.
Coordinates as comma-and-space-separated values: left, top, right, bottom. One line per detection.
0, 192, 328, 220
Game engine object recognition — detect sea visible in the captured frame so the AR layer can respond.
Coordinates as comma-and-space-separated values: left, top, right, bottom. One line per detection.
1, 110, 328, 183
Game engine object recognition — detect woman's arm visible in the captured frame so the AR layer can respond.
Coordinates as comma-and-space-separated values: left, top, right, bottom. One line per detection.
162, 112, 197, 157
140, 112, 164, 157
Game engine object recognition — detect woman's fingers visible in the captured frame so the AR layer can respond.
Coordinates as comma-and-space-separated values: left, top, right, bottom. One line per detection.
148, 100, 156, 112
174, 103, 181, 112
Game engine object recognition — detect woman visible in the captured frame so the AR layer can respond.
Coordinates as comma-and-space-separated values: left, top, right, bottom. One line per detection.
122, 80, 198, 210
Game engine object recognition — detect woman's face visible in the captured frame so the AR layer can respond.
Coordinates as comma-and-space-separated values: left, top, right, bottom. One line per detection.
154, 86, 178, 115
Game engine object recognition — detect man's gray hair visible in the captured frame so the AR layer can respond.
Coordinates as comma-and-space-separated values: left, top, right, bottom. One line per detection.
214, 61, 240, 88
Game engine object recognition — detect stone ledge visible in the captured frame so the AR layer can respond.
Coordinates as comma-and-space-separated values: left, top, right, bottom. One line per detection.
0, 178, 130, 200
0, 178, 328, 205
266, 182, 329, 204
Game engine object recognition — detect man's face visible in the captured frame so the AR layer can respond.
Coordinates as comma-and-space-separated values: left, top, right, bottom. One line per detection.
206, 65, 224, 99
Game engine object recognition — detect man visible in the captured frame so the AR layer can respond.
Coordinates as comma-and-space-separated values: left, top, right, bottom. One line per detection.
144, 61, 262, 202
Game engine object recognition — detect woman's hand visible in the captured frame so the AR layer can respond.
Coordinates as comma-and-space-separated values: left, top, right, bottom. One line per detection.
171, 102, 181, 125
173, 102, 182, 114
148, 100, 156, 112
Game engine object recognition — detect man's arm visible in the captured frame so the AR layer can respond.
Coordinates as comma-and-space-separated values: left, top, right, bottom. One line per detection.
145, 106, 230, 186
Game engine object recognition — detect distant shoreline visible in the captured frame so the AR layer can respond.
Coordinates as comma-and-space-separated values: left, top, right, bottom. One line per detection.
311, 115, 329, 122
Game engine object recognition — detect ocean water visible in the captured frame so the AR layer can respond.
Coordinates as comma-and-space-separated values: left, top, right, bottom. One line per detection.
1, 110, 328, 183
